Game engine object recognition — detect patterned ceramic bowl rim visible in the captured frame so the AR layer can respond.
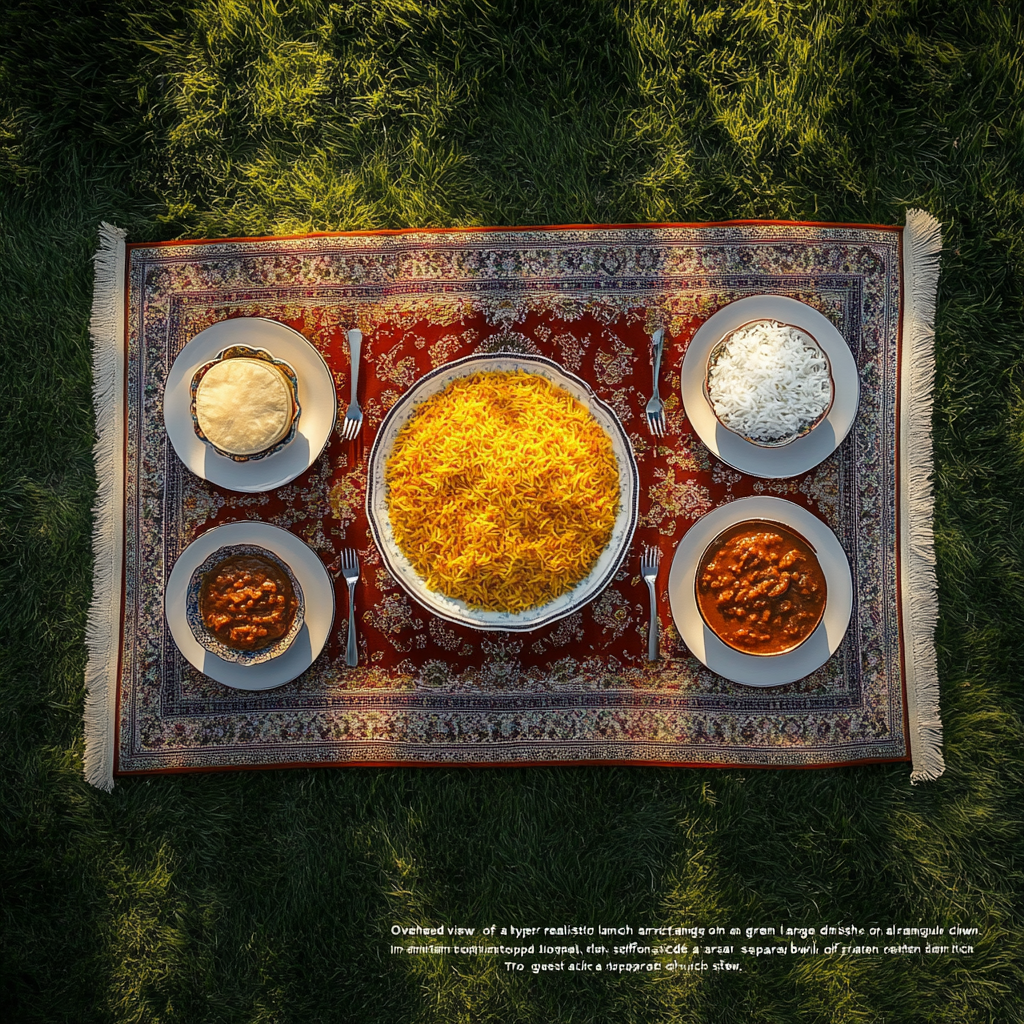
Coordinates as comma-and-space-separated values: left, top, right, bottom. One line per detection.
366, 352, 640, 632
702, 319, 835, 448
186, 544, 306, 666
190, 346, 302, 462
693, 518, 827, 657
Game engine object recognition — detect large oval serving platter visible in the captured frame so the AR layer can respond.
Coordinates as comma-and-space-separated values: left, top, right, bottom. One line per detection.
165, 522, 334, 690
366, 353, 639, 632
667, 496, 853, 686
682, 296, 860, 478
164, 317, 337, 492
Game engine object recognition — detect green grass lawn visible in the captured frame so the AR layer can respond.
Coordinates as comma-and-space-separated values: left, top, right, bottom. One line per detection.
2, 1, 1023, 1021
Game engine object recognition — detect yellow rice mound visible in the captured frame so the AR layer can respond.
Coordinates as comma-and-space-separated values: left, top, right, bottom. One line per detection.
386, 370, 620, 612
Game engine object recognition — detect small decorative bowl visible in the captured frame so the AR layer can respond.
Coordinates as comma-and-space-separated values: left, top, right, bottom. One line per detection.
190, 346, 301, 462
703, 319, 835, 448
186, 544, 305, 666
694, 519, 827, 657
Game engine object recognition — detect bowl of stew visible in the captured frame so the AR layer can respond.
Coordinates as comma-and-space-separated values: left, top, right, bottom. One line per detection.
186, 544, 304, 665
694, 520, 826, 656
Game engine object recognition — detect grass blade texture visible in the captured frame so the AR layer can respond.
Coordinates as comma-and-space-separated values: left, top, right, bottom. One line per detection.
1, 1, 1022, 1022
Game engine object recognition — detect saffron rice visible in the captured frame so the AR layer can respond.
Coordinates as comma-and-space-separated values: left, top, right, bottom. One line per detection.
386, 370, 620, 612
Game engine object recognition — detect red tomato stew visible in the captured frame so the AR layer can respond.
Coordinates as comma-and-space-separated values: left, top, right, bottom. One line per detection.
200, 552, 299, 650
695, 520, 826, 656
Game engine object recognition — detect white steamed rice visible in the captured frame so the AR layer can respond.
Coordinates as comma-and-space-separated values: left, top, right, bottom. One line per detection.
707, 320, 832, 442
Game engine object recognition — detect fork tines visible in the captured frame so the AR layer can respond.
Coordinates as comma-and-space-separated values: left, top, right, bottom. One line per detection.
342, 412, 363, 441
642, 545, 661, 572
645, 410, 666, 437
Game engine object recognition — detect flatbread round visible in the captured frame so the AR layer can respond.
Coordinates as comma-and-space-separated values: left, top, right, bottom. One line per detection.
195, 357, 294, 455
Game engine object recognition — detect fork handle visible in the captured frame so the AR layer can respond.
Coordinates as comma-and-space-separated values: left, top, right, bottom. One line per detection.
651, 328, 665, 400
346, 578, 358, 667
347, 329, 362, 406
645, 578, 659, 661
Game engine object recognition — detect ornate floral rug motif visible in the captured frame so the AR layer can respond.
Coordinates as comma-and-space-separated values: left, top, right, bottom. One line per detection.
85, 219, 944, 788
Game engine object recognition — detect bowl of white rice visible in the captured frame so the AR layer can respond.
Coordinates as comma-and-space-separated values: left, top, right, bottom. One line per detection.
703, 319, 834, 448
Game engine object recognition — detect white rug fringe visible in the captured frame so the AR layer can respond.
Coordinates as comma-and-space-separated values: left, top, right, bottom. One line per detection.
901, 209, 944, 782
84, 222, 127, 792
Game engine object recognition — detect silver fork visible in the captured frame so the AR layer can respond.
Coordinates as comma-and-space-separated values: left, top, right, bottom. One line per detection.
342, 329, 363, 440
340, 548, 360, 667
645, 328, 667, 437
640, 546, 661, 662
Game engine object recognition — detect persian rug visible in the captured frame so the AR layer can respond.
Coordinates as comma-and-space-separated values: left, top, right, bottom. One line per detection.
85, 216, 943, 790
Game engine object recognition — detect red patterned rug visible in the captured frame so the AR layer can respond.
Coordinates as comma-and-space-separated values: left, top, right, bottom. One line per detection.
85, 218, 943, 789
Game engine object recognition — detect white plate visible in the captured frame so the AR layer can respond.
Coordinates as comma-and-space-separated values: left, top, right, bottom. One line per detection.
667, 496, 853, 686
164, 318, 337, 492
682, 296, 860, 478
366, 353, 639, 632
165, 522, 335, 690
